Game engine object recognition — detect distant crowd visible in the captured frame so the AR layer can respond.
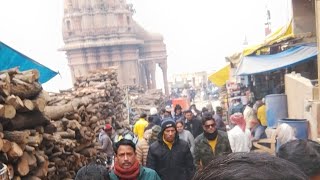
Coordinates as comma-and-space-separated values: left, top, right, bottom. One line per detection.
75, 102, 320, 180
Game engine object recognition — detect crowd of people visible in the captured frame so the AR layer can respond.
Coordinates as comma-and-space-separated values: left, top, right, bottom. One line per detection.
75, 102, 320, 180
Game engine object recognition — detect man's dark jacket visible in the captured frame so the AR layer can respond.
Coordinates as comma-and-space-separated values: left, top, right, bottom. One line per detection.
146, 130, 195, 180
184, 117, 203, 138
194, 130, 232, 170
151, 114, 162, 126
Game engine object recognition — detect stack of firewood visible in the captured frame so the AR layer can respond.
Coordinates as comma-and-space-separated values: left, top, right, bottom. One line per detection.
0, 68, 51, 179
42, 68, 128, 179
129, 88, 165, 115
0, 67, 128, 179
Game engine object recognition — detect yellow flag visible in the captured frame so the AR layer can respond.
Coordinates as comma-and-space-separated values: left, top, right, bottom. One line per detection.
208, 64, 230, 87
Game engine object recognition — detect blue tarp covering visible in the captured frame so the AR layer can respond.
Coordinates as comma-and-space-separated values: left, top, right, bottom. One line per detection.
236, 44, 318, 76
0, 42, 58, 83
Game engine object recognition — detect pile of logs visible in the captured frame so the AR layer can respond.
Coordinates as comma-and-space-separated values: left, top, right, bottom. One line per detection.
0, 67, 127, 179
42, 68, 128, 179
0, 68, 50, 179
129, 88, 165, 115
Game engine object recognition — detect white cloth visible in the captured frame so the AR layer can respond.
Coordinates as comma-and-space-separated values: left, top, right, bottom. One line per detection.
228, 126, 252, 152
243, 106, 256, 128
276, 123, 297, 145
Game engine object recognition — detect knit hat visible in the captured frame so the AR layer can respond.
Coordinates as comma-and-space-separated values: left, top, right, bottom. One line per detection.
161, 118, 176, 131
151, 125, 161, 138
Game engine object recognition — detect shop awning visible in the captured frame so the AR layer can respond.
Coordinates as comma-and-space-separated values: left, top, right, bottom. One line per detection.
236, 44, 317, 76
208, 64, 230, 86
0, 42, 58, 83
243, 20, 294, 56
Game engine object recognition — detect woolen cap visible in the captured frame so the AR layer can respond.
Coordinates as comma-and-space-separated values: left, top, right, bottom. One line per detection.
161, 118, 176, 131
151, 125, 161, 138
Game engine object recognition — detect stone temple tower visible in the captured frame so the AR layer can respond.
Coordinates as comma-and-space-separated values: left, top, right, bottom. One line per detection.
61, 0, 168, 94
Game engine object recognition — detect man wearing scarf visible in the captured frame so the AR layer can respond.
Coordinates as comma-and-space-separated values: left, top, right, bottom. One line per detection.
227, 113, 252, 152
109, 139, 160, 180
194, 112, 232, 170
146, 118, 195, 180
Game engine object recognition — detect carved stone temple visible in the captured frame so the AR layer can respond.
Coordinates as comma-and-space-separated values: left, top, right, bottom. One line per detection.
61, 0, 168, 94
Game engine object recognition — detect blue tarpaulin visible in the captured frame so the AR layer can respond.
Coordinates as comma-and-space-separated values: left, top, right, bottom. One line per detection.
0, 42, 58, 83
236, 44, 318, 76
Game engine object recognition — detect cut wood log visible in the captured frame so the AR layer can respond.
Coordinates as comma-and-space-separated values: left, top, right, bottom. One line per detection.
28, 133, 43, 145
32, 97, 46, 112
25, 145, 35, 153
80, 147, 97, 157
7, 164, 14, 179
74, 140, 92, 153
0, 104, 4, 117
0, 72, 11, 96
42, 133, 60, 142
7, 142, 23, 159
5, 95, 17, 105
2, 110, 50, 131
5, 95, 24, 111
80, 127, 95, 141
0, 138, 3, 151
22, 69, 40, 80
32, 159, 48, 178
35, 151, 46, 164
4, 130, 30, 144
37, 90, 50, 103
0, 72, 11, 82
44, 103, 74, 120
44, 124, 57, 134
15, 96, 24, 110
35, 126, 44, 134
2, 139, 12, 153
12, 176, 21, 180
17, 152, 30, 176
10, 80, 42, 99
24, 151, 37, 168
14, 71, 38, 84
19, 99, 35, 112
54, 129, 75, 139
67, 120, 81, 130
48, 166, 56, 173
0, 67, 19, 76
3, 104, 16, 119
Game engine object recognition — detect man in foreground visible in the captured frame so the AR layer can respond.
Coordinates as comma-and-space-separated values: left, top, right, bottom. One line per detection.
147, 118, 195, 180
194, 112, 232, 170
109, 139, 160, 180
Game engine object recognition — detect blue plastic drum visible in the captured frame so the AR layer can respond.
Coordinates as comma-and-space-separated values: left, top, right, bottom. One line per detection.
265, 94, 288, 128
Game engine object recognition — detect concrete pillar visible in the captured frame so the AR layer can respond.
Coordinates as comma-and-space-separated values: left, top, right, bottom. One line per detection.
148, 62, 156, 89
144, 64, 151, 89
159, 62, 169, 95
311, 101, 320, 140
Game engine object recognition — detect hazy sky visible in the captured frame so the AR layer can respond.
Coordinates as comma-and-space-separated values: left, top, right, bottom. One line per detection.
0, 0, 290, 92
